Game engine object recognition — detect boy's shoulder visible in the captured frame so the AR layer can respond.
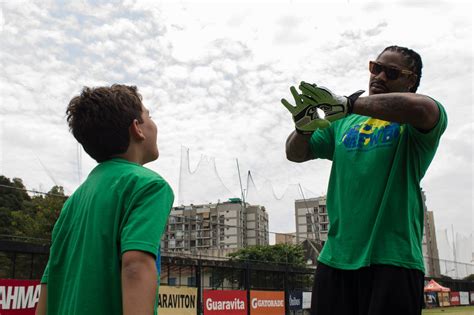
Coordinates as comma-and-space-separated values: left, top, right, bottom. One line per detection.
89, 158, 171, 193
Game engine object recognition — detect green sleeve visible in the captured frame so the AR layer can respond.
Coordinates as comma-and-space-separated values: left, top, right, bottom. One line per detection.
407, 100, 448, 151
120, 180, 174, 257
41, 261, 49, 284
309, 125, 335, 160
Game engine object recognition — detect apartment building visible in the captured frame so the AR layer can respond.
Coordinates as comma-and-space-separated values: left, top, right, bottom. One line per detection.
421, 191, 441, 277
161, 199, 269, 257
275, 232, 297, 245
295, 196, 328, 243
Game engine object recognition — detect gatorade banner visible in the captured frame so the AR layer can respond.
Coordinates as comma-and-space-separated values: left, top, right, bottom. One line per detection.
302, 292, 311, 309
288, 291, 302, 311
459, 292, 469, 305
203, 290, 247, 314
450, 292, 460, 306
250, 290, 285, 315
157, 285, 197, 315
0, 279, 41, 315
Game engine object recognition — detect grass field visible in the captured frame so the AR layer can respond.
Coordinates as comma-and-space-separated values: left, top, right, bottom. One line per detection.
422, 306, 474, 314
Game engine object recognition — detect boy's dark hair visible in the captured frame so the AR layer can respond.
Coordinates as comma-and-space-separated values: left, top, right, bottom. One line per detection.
379, 45, 423, 92
66, 84, 144, 162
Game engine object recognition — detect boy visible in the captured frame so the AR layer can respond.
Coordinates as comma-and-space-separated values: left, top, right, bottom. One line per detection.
36, 85, 173, 315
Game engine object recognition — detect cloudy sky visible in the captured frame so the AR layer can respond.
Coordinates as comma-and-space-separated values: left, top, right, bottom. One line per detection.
0, 0, 472, 251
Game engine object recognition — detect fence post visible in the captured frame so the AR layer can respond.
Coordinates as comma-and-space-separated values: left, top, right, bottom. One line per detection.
246, 261, 251, 315
196, 258, 202, 315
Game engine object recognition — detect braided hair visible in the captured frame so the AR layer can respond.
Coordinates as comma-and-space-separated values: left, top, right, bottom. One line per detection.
379, 46, 423, 92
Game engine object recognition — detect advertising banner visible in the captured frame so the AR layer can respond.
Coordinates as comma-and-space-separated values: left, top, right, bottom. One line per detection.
424, 292, 438, 308
459, 292, 469, 305
471, 291, 474, 305
157, 285, 197, 315
438, 292, 450, 307
0, 279, 41, 315
288, 291, 302, 311
203, 290, 247, 315
449, 292, 460, 306
250, 290, 285, 315
302, 292, 311, 309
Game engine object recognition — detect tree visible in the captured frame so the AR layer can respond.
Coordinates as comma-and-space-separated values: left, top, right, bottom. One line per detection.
228, 243, 306, 267
0, 176, 31, 211
0, 175, 66, 243
463, 274, 474, 281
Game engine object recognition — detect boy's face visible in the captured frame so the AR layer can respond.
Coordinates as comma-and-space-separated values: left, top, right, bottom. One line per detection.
140, 105, 159, 164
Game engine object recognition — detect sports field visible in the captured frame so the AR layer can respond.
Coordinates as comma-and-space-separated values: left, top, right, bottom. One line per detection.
422, 306, 474, 314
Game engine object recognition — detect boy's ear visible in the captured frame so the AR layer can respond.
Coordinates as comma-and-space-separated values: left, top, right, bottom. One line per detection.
129, 119, 145, 141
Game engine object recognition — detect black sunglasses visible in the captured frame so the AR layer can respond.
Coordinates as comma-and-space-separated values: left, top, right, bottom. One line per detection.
369, 61, 415, 80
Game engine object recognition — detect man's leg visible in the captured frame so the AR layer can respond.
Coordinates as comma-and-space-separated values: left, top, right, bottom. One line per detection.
365, 265, 424, 315
310, 262, 357, 315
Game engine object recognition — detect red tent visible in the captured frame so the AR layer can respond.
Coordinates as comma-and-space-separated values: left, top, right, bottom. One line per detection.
424, 279, 451, 292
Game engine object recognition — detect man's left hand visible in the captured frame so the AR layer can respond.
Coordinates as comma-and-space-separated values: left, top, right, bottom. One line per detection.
298, 82, 364, 122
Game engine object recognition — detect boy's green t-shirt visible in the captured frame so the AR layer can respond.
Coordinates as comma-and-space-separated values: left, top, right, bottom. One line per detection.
41, 158, 174, 314
310, 101, 447, 272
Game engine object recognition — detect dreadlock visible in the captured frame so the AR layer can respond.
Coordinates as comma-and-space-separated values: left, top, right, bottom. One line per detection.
379, 46, 423, 92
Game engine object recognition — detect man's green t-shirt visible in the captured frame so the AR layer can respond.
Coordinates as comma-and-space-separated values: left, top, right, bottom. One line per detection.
41, 158, 174, 314
310, 101, 447, 272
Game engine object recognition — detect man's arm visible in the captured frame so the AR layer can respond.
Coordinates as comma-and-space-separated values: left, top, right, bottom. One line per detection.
122, 250, 157, 315
285, 131, 313, 163
353, 93, 439, 131
35, 284, 47, 315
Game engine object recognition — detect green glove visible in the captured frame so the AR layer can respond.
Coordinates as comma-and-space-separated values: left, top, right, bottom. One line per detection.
298, 81, 365, 122
281, 86, 331, 135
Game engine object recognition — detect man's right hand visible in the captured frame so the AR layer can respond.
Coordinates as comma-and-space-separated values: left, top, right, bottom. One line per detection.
281, 86, 330, 134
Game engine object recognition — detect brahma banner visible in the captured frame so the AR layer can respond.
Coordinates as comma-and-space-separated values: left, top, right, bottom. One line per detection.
157, 285, 197, 315
0, 279, 41, 315
203, 290, 247, 315
250, 290, 285, 315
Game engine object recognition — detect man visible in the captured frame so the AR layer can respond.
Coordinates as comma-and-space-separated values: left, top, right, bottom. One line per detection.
282, 46, 447, 315
36, 85, 174, 315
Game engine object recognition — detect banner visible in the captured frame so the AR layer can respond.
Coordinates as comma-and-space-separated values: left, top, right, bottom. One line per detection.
250, 290, 285, 315
471, 291, 474, 305
449, 292, 460, 306
288, 291, 302, 311
302, 292, 311, 309
157, 286, 197, 315
459, 292, 469, 305
424, 292, 438, 308
203, 290, 247, 315
0, 279, 41, 315
438, 292, 450, 307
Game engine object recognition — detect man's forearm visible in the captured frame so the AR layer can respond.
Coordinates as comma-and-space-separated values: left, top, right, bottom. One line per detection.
286, 131, 313, 163
353, 93, 439, 131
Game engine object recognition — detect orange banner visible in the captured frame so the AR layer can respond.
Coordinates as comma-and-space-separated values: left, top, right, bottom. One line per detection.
249, 290, 285, 315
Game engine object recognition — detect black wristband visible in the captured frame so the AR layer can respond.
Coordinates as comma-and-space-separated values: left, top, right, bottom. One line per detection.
346, 90, 365, 115
295, 128, 313, 135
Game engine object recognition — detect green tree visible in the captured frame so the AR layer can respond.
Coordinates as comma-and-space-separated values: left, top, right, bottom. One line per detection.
0, 175, 66, 243
11, 185, 66, 242
463, 274, 474, 281
0, 176, 31, 211
228, 243, 306, 267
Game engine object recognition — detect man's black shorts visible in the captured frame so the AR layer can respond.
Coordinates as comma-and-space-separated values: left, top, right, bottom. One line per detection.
311, 262, 424, 315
